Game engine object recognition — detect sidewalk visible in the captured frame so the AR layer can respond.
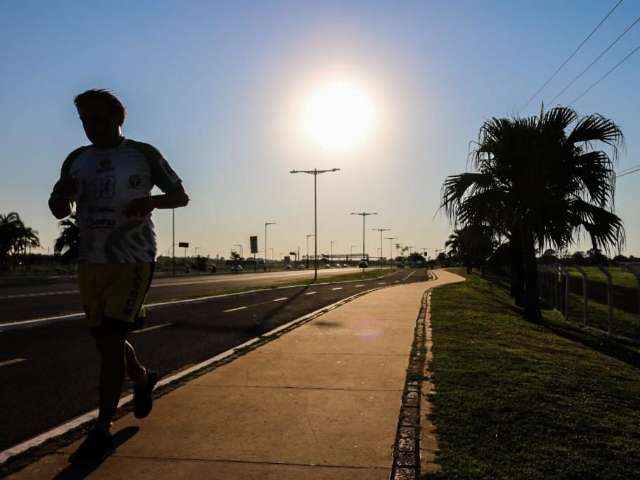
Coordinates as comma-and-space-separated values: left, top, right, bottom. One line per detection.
9, 270, 463, 479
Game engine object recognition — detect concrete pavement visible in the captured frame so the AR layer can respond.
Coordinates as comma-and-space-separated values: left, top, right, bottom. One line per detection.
7, 269, 463, 479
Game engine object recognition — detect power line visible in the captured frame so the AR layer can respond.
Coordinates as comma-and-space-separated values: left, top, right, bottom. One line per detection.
520, 0, 624, 112
617, 163, 640, 175
569, 44, 640, 104
549, 14, 640, 105
617, 166, 640, 178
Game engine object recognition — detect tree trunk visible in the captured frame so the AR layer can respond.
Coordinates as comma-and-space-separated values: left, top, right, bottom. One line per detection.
510, 235, 525, 306
523, 229, 541, 322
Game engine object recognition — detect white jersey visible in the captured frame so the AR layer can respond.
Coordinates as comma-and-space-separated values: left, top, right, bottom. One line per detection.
59, 138, 182, 263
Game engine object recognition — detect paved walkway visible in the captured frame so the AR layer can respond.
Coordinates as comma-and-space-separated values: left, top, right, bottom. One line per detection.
9, 270, 463, 479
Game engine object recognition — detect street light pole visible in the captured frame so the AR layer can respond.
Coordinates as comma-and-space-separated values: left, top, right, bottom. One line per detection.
172, 208, 175, 276
264, 222, 276, 272
291, 168, 340, 282
350, 212, 377, 263
372, 228, 390, 265
385, 237, 398, 263
306, 234, 314, 269
330, 240, 334, 263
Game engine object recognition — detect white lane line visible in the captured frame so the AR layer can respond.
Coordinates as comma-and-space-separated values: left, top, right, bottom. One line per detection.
273, 297, 288, 302
331, 287, 343, 290
402, 271, 415, 282
2, 269, 396, 332
305, 291, 317, 295
223, 306, 247, 313
377, 282, 386, 285
131, 323, 173, 334
0, 358, 27, 368
0, 290, 78, 300
395, 280, 400, 283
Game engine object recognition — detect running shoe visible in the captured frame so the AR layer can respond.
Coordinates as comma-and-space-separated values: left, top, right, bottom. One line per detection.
134, 369, 158, 418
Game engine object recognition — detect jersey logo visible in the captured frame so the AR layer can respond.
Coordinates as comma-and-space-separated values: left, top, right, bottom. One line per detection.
97, 158, 114, 173
129, 174, 142, 189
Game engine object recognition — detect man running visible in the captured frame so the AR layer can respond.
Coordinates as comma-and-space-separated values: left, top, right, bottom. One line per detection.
48, 89, 189, 463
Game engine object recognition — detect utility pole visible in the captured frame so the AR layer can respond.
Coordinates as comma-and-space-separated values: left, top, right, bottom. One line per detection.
291, 168, 340, 282
350, 212, 378, 263
264, 222, 276, 272
330, 240, 335, 263
372, 228, 390, 265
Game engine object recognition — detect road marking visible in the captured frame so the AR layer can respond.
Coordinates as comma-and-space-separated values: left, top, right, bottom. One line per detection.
131, 323, 173, 334
331, 287, 343, 290
377, 282, 386, 285
273, 297, 288, 302
395, 280, 400, 283
305, 291, 317, 295
402, 271, 415, 282
1, 269, 396, 332
223, 306, 247, 313
0, 358, 27, 368
0, 290, 78, 300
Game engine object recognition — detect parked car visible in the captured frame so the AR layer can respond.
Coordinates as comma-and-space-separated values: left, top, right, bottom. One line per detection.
230, 264, 243, 273
358, 260, 369, 268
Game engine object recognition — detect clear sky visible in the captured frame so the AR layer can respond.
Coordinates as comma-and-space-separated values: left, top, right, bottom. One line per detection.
1, 0, 639, 259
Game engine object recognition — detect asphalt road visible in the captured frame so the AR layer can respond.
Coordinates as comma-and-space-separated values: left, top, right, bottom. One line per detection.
0, 269, 424, 453
0, 268, 369, 323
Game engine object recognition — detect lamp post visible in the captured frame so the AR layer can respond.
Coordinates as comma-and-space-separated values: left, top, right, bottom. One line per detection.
330, 240, 335, 263
385, 237, 397, 263
350, 212, 378, 264
291, 168, 340, 282
372, 228, 390, 265
172, 208, 175, 276
264, 222, 276, 272
306, 234, 315, 269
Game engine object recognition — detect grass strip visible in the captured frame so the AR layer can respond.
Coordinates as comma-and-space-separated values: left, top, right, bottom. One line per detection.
428, 272, 640, 479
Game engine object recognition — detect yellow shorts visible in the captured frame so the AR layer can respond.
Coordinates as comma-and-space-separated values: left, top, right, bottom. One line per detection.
78, 262, 154, 329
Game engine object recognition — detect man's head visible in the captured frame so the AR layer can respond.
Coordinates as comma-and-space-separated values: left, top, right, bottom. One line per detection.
74, 89, 126, 147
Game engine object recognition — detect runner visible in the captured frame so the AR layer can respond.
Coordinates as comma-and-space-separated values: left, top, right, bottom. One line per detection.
48, 89, 189, 464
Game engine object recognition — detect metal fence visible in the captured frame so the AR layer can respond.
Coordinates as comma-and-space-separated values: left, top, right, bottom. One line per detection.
538, 263, 640, 341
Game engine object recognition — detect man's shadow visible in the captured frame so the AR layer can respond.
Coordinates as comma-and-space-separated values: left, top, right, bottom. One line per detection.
52, 426, 138, 480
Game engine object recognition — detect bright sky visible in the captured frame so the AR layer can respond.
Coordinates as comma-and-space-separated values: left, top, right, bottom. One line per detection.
1, 0, 639, 259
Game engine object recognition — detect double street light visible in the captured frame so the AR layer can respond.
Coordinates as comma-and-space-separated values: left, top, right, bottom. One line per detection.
385, 236, 398, 262
350, 211, 378, 262
291, 168, 340, 282
372, 228, 391, 265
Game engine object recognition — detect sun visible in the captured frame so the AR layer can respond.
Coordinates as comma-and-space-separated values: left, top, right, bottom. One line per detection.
302, 80, 375, 153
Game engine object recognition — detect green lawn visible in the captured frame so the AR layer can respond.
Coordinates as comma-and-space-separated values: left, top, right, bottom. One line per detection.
567, 266, 637, 289
428, 272, 640, 479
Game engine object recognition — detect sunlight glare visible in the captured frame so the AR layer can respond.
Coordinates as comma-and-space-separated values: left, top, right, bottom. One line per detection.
302, 80, 375, 154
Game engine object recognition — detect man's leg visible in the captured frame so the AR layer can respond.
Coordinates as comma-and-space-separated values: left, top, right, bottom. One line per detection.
94, 323, 127, 432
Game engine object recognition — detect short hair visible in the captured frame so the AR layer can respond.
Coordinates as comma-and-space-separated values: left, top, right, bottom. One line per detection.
74, 89, 126, 125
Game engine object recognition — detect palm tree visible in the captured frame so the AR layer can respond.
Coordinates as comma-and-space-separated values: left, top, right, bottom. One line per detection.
441, 106, 624, 321
0, 212, 40, 269
54, 215, 79, 263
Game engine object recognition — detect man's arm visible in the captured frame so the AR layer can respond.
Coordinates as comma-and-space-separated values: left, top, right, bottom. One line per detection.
124, 183, 189, 218
48, 177, 78, 219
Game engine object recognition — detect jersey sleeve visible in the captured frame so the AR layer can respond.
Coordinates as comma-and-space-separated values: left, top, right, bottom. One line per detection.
60, 147, 86, 178
130, 141, 183, 193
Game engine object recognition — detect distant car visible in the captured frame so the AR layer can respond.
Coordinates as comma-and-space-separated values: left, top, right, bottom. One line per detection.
358, 260, 369, 268
284, 264, 293, 270
230, 264, 243, 273
324, 264, 332, 268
